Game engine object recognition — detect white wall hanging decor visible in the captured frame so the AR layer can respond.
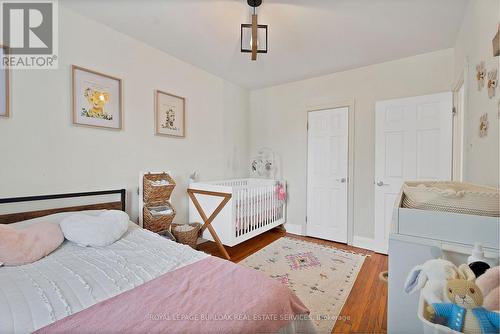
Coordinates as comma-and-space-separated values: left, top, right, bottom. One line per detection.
250, 147, 280, 179
476, 61, 486, 91
479, 113, 489, 137
487, 69, 498, 98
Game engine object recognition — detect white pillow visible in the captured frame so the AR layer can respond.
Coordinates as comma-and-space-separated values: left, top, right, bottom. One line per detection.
11, 210, 106, 229
60, 210, 129, 247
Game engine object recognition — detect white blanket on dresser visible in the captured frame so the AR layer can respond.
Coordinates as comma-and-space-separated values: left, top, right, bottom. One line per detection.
0, 224, 208, 333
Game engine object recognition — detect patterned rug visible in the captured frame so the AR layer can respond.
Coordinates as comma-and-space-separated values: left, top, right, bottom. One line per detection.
241, 237, 365, 333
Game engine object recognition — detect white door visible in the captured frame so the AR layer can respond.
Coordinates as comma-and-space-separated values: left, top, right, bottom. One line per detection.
307, 107, 349, 243
375, 92, 453, 253
452, 83, 465, 181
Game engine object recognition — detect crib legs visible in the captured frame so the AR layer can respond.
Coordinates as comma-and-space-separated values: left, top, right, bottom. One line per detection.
187, 189, 232, 260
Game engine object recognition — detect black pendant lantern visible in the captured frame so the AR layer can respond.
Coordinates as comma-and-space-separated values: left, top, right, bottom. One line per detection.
241, 0, 268, 61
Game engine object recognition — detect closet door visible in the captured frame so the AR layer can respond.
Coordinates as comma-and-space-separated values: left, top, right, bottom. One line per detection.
307, 107, 349, 243
375, 92, 453, 253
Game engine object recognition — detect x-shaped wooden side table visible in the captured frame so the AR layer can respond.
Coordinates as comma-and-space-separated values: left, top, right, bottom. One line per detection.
187, 188, 232, 260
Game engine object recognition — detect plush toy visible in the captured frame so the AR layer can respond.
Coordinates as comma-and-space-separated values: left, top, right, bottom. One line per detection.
276, 183, 286, 202
469, 262, 491, 279
428, 278, 500, 334
476, 267, 500, 312
405, 259, 465, 303
459, 263, 477, 281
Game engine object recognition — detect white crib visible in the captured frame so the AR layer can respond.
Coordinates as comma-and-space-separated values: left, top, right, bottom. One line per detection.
188, 178, 286, 247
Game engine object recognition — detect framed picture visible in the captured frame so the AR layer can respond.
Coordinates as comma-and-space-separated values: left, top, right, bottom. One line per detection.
0, 45, 9, 118
72, 65, 122, 129
155, 90, 185, 138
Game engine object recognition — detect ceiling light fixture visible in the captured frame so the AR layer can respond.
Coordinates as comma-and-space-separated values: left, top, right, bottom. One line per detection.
241, 0, 268, 61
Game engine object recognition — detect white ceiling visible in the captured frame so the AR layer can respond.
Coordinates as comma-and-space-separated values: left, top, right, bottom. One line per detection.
64, 0, 468, 89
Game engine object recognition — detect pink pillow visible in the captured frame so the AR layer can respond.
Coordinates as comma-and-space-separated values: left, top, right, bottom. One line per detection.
0, 222, 64, 266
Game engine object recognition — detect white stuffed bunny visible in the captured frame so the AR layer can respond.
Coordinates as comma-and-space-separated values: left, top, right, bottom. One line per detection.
404, 259, 474, 303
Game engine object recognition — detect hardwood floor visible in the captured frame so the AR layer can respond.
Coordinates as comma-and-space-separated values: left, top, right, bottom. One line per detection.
197, 227, 388, 334
197, 226, 286, 263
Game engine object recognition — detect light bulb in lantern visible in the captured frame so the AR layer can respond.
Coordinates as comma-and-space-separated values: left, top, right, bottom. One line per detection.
250, 36, 259, 49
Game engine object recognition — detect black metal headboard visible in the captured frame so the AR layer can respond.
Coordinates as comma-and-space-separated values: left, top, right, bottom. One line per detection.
0, 189, 126, 224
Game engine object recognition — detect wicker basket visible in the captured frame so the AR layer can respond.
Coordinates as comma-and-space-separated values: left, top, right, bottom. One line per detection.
143, 203, 176, 233
171, 223, 201, 249
403, 181, 499, 217
143, 173, 176, 204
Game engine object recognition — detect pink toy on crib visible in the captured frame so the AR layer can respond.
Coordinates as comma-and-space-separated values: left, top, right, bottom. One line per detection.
276, 183, 286, 201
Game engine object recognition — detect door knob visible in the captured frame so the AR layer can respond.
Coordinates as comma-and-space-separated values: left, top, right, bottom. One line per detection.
376, 181, 389, 186
336, 177, 347, 183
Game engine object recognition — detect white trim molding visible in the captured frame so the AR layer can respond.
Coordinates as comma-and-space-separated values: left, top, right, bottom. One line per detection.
285, 223, 304, 236
352, 235, 388, 254
451, 60, 468, 182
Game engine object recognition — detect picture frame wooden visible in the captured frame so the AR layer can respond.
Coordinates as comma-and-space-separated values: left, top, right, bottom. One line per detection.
493, 24, 499, 57
72, 65, 123, 130
155, 90, 186, 138
0, 45, 10, 118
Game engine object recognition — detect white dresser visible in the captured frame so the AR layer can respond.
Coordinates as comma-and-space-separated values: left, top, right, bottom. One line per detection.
387, 193, 499, 333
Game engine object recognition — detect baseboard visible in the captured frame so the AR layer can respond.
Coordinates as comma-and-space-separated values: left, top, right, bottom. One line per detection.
285, 223, 303, 236
352, 236, 387, 254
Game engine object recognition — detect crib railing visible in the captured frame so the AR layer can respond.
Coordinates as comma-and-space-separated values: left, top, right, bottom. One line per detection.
214, 179, 249, 188
233, 183, 284, 238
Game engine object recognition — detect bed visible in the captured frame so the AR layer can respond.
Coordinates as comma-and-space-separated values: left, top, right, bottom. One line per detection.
0, 189, 314, 334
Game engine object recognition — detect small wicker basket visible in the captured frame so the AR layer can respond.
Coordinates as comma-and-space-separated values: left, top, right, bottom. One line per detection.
143, 203, 176, 233
171, 223, 201, 249
143, 173, 176, 204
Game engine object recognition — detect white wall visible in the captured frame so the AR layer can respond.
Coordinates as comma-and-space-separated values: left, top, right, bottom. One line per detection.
249, 49, 454, 240
454, 0, 499, 188
0, 6, 249, 222
2, 2, 496, 247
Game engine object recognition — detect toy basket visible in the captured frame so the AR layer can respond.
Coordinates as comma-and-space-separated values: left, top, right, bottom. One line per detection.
143, 203, 175, 233
143, 172, 176, 204
418, 293, 461, 334
171, 223, 201, 249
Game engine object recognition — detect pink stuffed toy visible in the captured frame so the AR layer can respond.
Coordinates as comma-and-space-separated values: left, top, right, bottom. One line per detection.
476, 266, 500, 311
276, 183, 286, 202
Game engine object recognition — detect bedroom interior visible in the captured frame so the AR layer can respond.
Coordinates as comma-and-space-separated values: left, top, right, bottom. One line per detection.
0, 0, 499, 333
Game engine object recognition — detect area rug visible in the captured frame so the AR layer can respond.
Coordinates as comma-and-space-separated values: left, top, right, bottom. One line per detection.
241, 237, 365, 333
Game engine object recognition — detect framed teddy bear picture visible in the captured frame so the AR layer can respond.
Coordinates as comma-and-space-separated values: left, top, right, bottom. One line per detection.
155, 90, 185, 138
72, 65, 122, 129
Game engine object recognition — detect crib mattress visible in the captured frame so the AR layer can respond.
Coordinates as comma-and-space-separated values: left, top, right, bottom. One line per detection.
402, 181, 499, 217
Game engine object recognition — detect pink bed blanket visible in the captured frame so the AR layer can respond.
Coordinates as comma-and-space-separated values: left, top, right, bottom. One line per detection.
36, 256, 309, 334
